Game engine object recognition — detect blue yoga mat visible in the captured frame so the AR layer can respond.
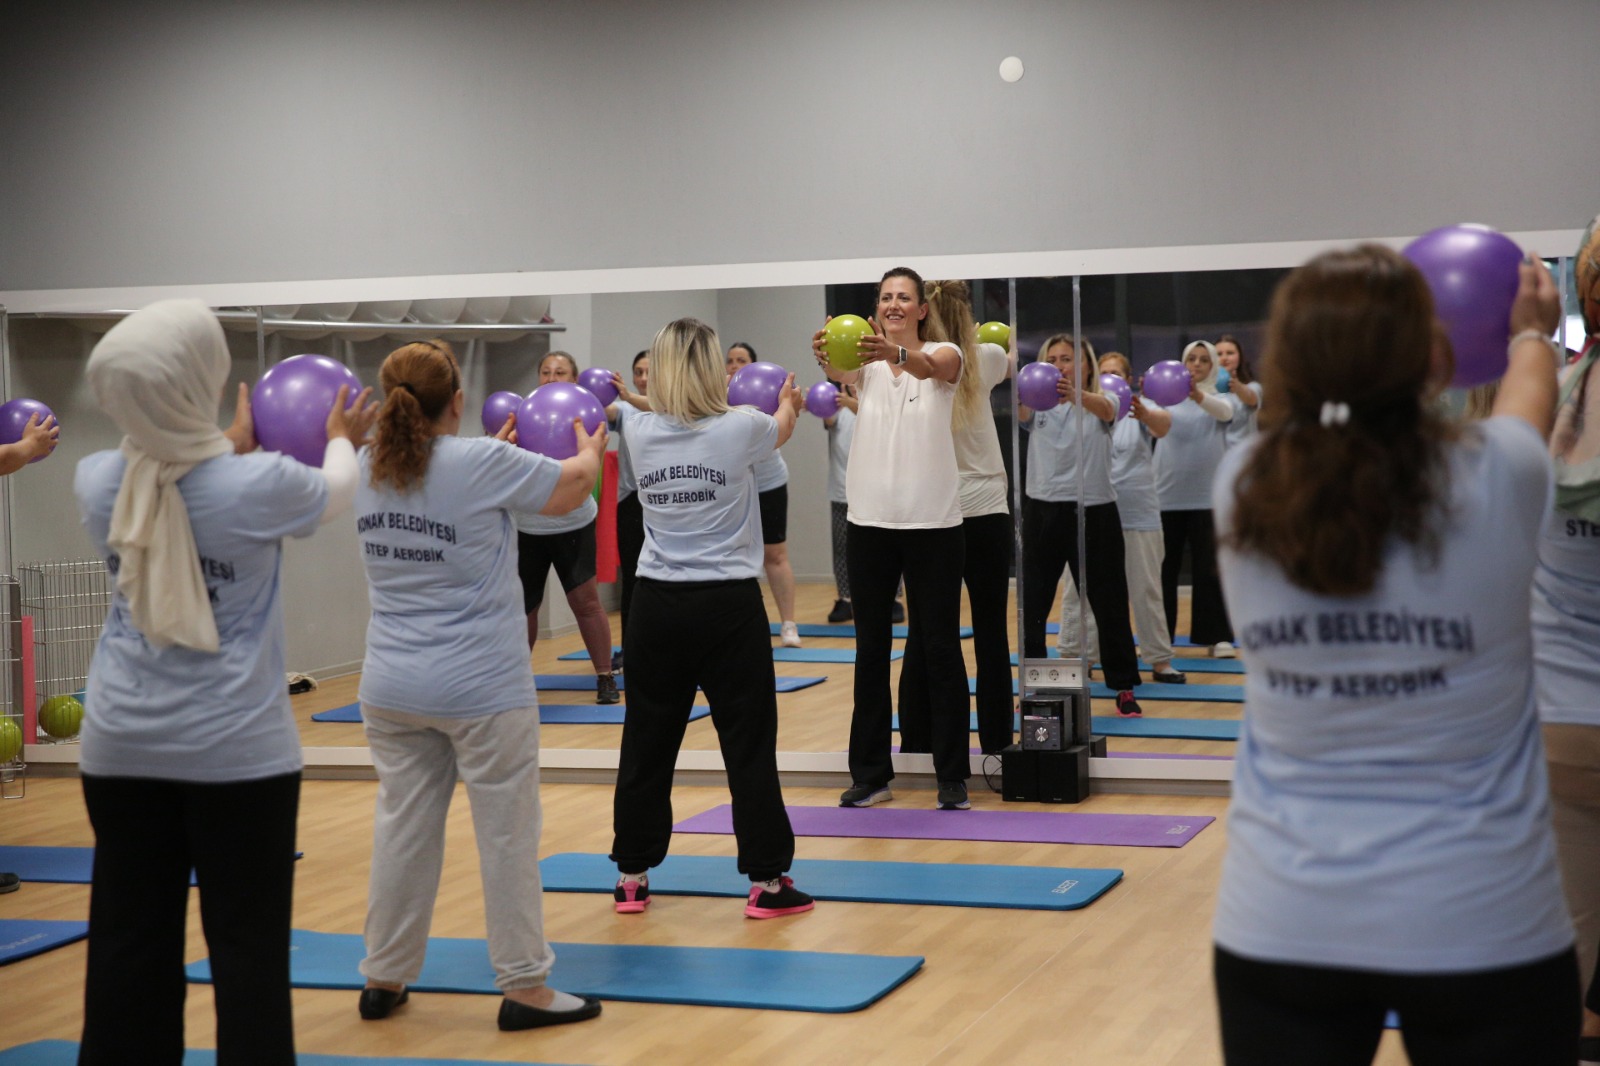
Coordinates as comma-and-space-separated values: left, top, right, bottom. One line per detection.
535, 674, 826, 693
0, 1042, 562, 1066
1045, 623, 1238, 650
559, 647, 897, 664
309, 703, 710, 725
1091, 716, 1240, 740
969, 678, 1245, 702
0, 846, 97, 884
1010, 652, 1246, 675
539, 853, 1122, 911
767, 623, 973, 639
187, 929, 921, 1014
0, 920, 88, 965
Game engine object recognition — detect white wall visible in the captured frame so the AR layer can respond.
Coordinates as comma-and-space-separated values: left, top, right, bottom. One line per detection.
3, 1, 1595, 295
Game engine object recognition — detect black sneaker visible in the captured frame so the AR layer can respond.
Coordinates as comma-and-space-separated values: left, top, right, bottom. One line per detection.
0, 872, 18, 894
1116, 691, 1144, 717
358, 986, 409, 1020
827, 599, 853, 623
614, 875, 650, 914
839, 782, 892, 807
936, 780, 970, 810
744, 876, 815, 919
596, 673, 620, 705
611, 647, 624, 673
890, 600, 906, 624
1151, 666, 1187, 684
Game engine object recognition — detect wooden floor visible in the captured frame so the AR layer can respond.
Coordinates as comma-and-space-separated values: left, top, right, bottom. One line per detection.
0, 583, 1415, 1064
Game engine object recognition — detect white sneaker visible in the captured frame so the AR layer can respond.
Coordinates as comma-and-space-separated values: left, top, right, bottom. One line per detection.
780, 621, 803, 648
1211, 642, 1236, 659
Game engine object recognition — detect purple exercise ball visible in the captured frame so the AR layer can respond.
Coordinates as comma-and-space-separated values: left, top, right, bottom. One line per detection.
1017, 361, 1062, 410
1099, 374, 1134, 420
1143, 360, 1192, 407
481, 391, 523, 436
0, 398, 56, 463
1402, 223, 1524, 388
252, 354, 363, 467
516, 382, 606, 460
728, 361, 789, 416
804, 381, 839, 419
577, 366, 620, 407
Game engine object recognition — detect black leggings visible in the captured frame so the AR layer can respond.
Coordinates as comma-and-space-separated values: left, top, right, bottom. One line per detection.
901, 512, 1014, 755
612, 577, 794, 879
1021, 497, 1140, 691
1213, 944, 1579, 1066
1160, 507, 1233, 645
616, 492, 644, 637
847, 521, 968, 785
829, 500, 850, 600
80, 772, 301, 1066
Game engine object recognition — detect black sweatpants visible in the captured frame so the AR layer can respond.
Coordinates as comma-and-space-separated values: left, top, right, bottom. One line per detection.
847, 521, 969, 786
1160, 507, 1233, 645
79, 771, 301, 1066
611, 577, 794, 879
1021, 497, 1140, 691
901, 512, 1014, 755
1213, 944, 1579, 1066
616, 491, 644, 637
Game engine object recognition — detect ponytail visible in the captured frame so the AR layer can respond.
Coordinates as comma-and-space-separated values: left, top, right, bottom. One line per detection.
369, 340, 460, 493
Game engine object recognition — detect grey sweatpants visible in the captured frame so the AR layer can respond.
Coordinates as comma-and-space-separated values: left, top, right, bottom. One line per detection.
360, 703, 555, 992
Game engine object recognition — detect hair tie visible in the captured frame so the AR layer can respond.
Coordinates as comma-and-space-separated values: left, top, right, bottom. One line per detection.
1320, 401, 1351, 427
395, 382, 417, 395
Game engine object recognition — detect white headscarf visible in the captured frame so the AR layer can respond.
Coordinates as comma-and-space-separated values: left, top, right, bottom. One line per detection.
1182, 340, 1221, 394
85, 300, 234, 653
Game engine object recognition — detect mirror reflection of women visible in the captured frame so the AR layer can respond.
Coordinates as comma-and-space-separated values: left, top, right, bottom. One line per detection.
1212, 246, 1573, 1065
813, 267, 972, 811
1216, 334, 1262, 446
726, 342, 803, 647
1020, 337, 1144, 717
606, 349, 650, 670
1153, 340, 1236, 657
517, 351, 618, 703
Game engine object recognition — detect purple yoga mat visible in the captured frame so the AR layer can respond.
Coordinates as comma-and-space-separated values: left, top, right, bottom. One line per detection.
674, 804, 1212, 848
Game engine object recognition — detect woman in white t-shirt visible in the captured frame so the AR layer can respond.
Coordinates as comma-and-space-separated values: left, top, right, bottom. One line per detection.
726, 342, 803, 647
357, 340, 604, 1031
516, 351, 618, 704
1215, 334, 1262, 447
1154, 340, 1236, 658
1534, 213, 1600, 1063
823, 383, 859, 620
896, 280, 1014, 755
1021, 336, 1143, 717
1055, 351, 1184, 684
1212, 245, 1573, 1065
812, 266, 972, 811
610, 318, 813, 920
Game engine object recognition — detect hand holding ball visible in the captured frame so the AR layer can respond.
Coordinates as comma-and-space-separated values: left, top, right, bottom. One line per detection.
577, 367, 620, 407
805, 382, 839, 418
252, 355, 365, 467
728, 361, 790, 416
822, 315, 872, 371
481, 391, 522, 436
516, 384, 607, 460
1402, 224, 1524, 388
1142, 361, 1193, 407
1017, 361, 1062, 410
1099, 374, 1134, 419
0, 399, 58, 464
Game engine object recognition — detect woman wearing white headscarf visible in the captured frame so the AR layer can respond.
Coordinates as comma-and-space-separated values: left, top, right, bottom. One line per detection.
1152, 339, 1236, 657
74, 299, 375, 1066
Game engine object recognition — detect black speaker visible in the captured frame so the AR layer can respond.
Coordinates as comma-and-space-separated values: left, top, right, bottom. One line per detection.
1000, 744, 1090, 804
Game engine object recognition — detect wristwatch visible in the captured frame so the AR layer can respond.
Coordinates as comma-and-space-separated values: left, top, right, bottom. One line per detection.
896, 345, 908, 367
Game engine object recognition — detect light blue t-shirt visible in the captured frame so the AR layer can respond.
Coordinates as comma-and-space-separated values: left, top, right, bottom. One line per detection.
1532, 504, 1600, 726
630, 407, 777, 582
1108, 401, 1161, 532
75, 450, 328, 783
1024, 403, 1115, 505
1224, 381, 1264, 447
517, 493, 595, 536
356, 436, 562, 717
1213, 416, 1571, 973
612, 399, 643, 499
826, 407, 855, 505
754, 448, 789, 494
1153, 399, 1231, 511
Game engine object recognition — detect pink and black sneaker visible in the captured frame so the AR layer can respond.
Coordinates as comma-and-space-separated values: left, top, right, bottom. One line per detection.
613, 875, 650, 914
1115, 691, 1144, 718
744, 876, 815, 920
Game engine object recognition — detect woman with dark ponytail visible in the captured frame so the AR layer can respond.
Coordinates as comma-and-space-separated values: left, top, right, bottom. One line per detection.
1211, 247, 1574, 1065
355, 340, 606, 1032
